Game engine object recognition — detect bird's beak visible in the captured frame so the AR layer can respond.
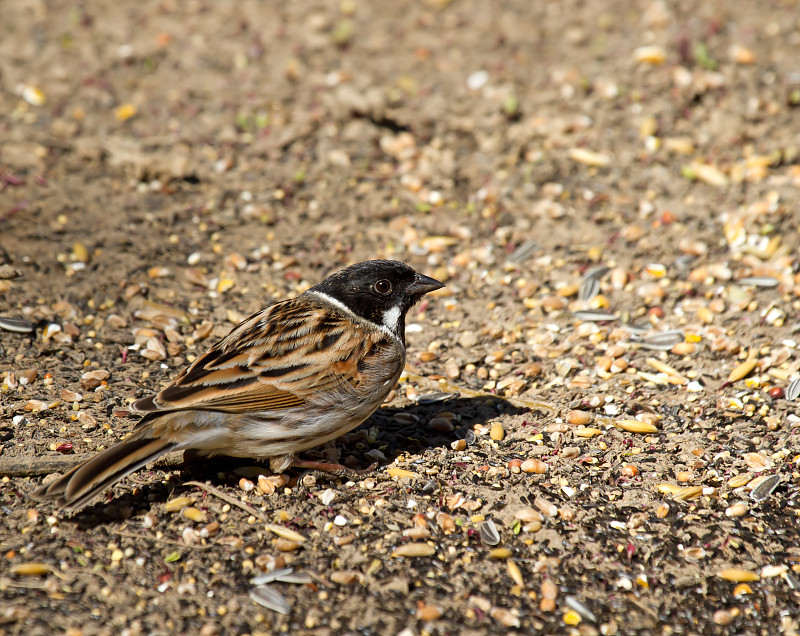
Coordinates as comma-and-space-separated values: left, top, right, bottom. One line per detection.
411, 273, 445, 295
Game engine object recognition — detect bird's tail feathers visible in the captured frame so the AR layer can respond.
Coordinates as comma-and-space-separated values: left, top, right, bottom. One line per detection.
30, 435, 176, 512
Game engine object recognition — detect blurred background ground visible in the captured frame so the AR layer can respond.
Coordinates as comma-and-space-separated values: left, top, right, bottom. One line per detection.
2, 0, 800, 634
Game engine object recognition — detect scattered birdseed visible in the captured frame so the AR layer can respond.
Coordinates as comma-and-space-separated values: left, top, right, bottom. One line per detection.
578, 278, 601, 302
506, 240, 538, 264
393, 543, 436, 557
479, 519, 500, 546
566, 596, 597, 623
749, 474, 780, 502
416, 392, 457, 404
736, 276, 779, 287
717, 569, 759, 583
633, 330, 685, 350
249, 586, 291, 614
785, 378, 800, 401
0, 317, 35, 333
572, 310, 619, 322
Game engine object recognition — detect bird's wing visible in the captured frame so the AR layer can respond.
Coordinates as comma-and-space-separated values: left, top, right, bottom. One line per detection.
131, 297, 389, 415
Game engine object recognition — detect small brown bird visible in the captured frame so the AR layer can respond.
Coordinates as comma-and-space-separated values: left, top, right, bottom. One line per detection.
32, 260, 444, 511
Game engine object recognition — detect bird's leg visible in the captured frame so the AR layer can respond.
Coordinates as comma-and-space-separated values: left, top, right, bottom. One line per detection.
291, 458, 378, 479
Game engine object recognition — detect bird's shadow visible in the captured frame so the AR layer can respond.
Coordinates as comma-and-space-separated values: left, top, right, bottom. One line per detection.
72, 394, 533, 524
363, 394, 529, 461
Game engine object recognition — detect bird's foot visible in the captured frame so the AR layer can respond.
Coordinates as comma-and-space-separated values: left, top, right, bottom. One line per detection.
291, 458, 378, 481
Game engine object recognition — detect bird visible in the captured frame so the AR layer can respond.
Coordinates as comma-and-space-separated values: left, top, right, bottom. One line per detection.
31, 260, 444, 512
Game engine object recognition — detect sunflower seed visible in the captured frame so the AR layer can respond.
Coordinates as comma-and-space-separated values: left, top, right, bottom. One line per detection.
785, 571, 800, 590
249, 585, 290, 614
572, 310, 619, 322
566, 596, 597, 623
624, 322, 650, 337
750, 474, 780, 502
635, 330, 685, 350
479, 519, 500, 546
556, 359, 574, 376
422, 479, 439, 492
416, 392, 457, 404
506, 240, 538, 264
274, 571, 313, 584
736, 276, 779, 288
0, 317, 35, 333
786, 378, 800, 401
250, 567, 294, 585
584, 265, 610, 282
578, 277, 601, 301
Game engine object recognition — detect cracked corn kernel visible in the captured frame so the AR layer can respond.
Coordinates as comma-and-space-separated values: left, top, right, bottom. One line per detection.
563, 610, 582, 625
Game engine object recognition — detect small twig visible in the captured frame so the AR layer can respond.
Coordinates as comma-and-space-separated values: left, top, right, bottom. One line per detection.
0, 455, 91, 477
0, 451, 187, 478
184, 480, 267, 521
404, 371, 556, 412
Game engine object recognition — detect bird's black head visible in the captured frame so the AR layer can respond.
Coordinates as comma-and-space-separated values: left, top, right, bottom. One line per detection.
309, 260, 444, 340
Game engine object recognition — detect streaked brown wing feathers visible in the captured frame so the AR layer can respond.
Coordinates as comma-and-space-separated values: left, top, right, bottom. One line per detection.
132, 296, 391, 415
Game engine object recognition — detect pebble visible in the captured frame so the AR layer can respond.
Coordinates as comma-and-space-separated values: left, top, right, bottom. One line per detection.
490, 607, 520, 628
534, 496, 558, 517
713, 609, 734, 626
567, 410, 593, 426
393, 543, 435, 557
521, 458, 547, 474
467, 70, 489, 90
429, 417, 454, 433
514, 507, 543, 523
330, 571, 360, 585
541, 579, 558, 601
416, 603, 443, 621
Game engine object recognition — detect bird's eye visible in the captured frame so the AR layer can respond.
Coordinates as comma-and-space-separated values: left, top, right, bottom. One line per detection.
374, 279, 392, 294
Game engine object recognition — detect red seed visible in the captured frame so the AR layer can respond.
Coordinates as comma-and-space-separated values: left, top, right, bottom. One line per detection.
56, 443, 74, 454
769, 386, 784, 399
659, 210, 677, 225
